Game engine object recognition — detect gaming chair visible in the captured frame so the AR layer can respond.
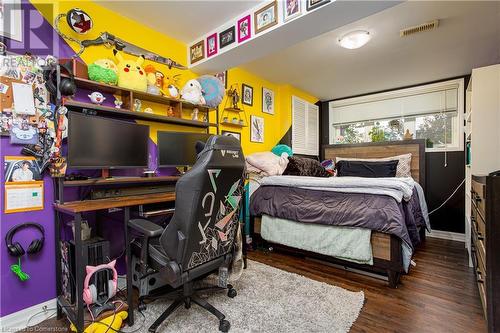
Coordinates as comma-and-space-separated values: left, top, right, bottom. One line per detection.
128, 135, 245, 333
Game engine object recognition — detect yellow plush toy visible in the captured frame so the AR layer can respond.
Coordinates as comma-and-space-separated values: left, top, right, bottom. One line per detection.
70, 310, 128, 333
113, 49, 147, 92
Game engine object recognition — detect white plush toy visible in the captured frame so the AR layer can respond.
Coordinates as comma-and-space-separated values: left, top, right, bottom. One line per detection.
180, 79, 205, 105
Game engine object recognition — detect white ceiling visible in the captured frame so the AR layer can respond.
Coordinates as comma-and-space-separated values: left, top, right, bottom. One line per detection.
97, 0, 260, 43
241, 1, 500, 100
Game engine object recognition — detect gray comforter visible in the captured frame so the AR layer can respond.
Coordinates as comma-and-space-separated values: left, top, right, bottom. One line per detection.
250, 180, 428, 251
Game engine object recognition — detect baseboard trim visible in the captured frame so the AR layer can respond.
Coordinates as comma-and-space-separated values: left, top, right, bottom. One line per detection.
0, 298, 57, 331
427, 230, 465, 242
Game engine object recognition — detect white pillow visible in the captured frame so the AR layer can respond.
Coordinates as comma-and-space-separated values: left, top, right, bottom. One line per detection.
336, 153, 412, 178
246, 152, 289, 176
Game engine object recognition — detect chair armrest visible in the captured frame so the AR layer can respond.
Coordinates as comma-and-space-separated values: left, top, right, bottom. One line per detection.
128, 219, 163, 237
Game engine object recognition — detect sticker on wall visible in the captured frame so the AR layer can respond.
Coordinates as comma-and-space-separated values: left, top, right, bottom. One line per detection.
262, 87, 275, 114
190, 40, 205, 64
206, 33, 218, 58
250, 115, 264, 143
237, 15, 251, 43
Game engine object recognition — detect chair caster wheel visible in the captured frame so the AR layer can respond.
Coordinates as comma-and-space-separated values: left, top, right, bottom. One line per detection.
219, 319, 230, 332
184, 299, 191, 309
138, 302, 147, 311
227, 288, 237, 298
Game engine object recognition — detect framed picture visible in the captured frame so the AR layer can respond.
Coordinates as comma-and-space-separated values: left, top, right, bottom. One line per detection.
254, 1, 278, 34
237, 15, 251, 43
250, 115, 264, 143
284, 0, 302, 21
222, 130, 241, 141
190, 40, 205, 64
219, 26, 235, 49
306, 0, 330, 11
262, 87, 275, 114
206, 33, 218, 57
214, 71, 227, 89
242, 84, 253, 106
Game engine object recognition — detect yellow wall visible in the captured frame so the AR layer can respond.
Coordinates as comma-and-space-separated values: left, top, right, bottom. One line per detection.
31, 0, 318, 155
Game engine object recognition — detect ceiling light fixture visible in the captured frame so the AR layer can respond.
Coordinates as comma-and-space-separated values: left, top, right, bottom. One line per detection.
338, 30, 371, 49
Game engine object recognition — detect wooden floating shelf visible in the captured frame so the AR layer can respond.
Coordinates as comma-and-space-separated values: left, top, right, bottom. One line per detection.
63, 175, 181, 187
224, 107, 245, 113
220, 121, 247, 128
66, 100, 217, 128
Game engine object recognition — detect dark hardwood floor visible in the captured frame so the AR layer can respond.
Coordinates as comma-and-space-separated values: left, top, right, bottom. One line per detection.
249, 237, 487, 333
23, 237, 485, 332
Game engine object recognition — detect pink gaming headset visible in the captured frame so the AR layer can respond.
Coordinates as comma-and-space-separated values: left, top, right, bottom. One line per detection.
83, 260, 118, 305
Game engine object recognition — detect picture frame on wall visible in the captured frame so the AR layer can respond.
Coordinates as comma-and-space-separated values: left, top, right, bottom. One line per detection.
306, 0, 330, 11
219, 26, 236, 49
222, 130, 241, 141
250, 115, 264, 143
214, 71, 228, 89
262, 87, 275, 114
254, 1, 278, 34
284, 0, 302, 21
190, 40, 205, 64
237, 15, 251, 43
206, 33, 218, 57
242, 84, 253, 106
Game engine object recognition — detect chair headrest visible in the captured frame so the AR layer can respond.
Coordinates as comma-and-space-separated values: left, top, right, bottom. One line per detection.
198, 135, 242, 158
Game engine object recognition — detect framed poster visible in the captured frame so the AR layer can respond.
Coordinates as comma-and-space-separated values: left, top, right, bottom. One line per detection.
219, 26, 235, 49
250, 115, 264, 143
284, 0, 302, 21
262, 87, 275, 114
254, 1, 278, 34
237, 15, 251, 43
206, 33, 218, 57
242, 84, 253, 106
190, 40, 205, 64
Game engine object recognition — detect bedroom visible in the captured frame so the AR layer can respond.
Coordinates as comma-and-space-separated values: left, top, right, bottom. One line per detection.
0, 0, 499, 332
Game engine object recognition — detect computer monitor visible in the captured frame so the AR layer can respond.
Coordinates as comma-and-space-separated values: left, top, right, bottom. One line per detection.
157, 131, 211, 167
68, 112, 149, 169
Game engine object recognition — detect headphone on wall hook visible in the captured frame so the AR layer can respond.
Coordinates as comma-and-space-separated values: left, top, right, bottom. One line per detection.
5, 223, 45, 282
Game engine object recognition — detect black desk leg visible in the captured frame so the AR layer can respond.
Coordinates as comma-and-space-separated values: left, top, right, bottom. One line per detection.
124, 207, 134, 326
54, 211, 63, 319
74, 213, 84, 332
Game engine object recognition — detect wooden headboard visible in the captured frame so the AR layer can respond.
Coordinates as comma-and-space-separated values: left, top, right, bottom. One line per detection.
323, 139, 426, 187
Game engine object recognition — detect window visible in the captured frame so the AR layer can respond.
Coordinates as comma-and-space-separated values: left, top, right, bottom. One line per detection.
329, 79, 464, 152
292, 96, 319, 155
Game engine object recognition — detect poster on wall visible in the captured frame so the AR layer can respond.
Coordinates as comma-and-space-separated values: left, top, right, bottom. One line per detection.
262, 87, 275, 114
4, 156, 42, 182
4, 182, 44, 213
250, 115, 264, 143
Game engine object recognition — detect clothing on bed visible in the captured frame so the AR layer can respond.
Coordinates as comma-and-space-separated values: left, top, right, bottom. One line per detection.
283, 156, 331, 177
261, 215, 373, 265
335, 160, 399, 178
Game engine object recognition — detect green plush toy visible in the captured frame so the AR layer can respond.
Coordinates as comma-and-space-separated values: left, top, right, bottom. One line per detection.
271, 144, 293, 157
88, 59, 118, 85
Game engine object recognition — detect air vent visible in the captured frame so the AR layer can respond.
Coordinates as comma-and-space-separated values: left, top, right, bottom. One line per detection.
400, 20, 439, 37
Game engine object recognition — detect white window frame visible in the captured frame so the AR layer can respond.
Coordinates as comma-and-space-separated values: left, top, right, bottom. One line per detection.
329, 79, 465, 152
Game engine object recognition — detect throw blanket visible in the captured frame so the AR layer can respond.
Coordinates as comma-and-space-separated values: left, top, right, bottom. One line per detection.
246, 152, 289, 176
260, 175, 416, 202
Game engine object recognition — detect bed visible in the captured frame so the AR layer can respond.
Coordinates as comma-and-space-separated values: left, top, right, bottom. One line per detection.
249, 140, 428, 288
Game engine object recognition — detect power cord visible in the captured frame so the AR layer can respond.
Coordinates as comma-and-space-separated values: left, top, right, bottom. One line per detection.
428, 178, 465, 215
11, 257, 30, 281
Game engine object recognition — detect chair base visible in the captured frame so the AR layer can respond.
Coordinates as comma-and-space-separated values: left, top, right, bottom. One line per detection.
146, 282, 237, 333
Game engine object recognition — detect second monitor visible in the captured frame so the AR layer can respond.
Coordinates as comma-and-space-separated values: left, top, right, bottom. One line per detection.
157, 131, 211, 167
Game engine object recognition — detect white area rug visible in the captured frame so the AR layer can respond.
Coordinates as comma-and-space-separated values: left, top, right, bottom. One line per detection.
126, 260, 364, 333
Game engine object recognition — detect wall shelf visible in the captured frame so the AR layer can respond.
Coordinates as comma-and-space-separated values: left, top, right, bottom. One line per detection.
220, 121, 247, 128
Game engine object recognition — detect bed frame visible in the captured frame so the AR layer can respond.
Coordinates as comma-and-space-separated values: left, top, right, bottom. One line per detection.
251, 139, 426, 288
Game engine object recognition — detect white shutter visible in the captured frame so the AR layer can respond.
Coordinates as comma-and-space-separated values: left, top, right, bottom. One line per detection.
292, 96, 319, 155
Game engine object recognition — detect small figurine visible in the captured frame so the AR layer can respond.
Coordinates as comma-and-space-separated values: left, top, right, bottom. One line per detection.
133, 98, 142, 112
88, 92, 106, 105
232, 117, 238, 124
166, 106, 175, 117
144, 107, 153, 114
114, 97, 123, 109
191, 108, 199, 121
404, 129, 414, 140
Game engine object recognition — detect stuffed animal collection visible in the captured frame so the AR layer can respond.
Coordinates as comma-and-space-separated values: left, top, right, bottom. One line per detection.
144, 64, 163, 95
180, 79, 205, 105
163, 74, 181, 98
87, 59, 118, 85
113, 49, 147, 92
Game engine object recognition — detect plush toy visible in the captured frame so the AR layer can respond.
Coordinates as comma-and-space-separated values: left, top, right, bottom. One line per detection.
163, 74, 180, 98
180, 79, 205, 105
88, 92, 106, 104
197, 75, 224, 108
144, 64, 162, 95
70, 310, 128, 333
271, 144, 293, 157
87, 59, 118, 85
113, 49, 147, 92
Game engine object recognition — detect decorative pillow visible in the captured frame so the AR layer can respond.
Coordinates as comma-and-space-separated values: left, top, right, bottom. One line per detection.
283, 156, 331, 177
336, 153, 412, 178
246, 152, 289, 176
336, 160, 399, 178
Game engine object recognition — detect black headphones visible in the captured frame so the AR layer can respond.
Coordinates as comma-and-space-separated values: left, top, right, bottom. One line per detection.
5, 223, 45, 257
44, 61, 76, 103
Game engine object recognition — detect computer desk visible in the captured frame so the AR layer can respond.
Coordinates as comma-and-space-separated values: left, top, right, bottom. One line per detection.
53, 192, 175, 332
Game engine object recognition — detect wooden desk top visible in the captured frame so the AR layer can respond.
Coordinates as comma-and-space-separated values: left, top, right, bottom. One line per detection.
54, 192, 176, 214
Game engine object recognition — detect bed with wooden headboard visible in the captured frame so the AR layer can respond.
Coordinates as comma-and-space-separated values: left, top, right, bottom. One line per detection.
251, 139, 426, 288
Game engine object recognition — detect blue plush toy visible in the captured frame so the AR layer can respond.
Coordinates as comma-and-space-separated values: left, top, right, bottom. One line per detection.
271, 144, 293, 157
197, 75, 225, 108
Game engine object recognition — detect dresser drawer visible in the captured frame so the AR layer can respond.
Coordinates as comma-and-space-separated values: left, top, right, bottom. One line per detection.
473, 227, 487, 275
477, 269, 487, 317
471, 180, 486, 219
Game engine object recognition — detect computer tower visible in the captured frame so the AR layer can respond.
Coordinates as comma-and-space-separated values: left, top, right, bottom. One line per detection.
60, 237, 110, 304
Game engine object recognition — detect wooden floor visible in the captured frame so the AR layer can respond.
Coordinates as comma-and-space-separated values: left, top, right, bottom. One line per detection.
249, 237, 487, 333
24, 237, 485, 332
